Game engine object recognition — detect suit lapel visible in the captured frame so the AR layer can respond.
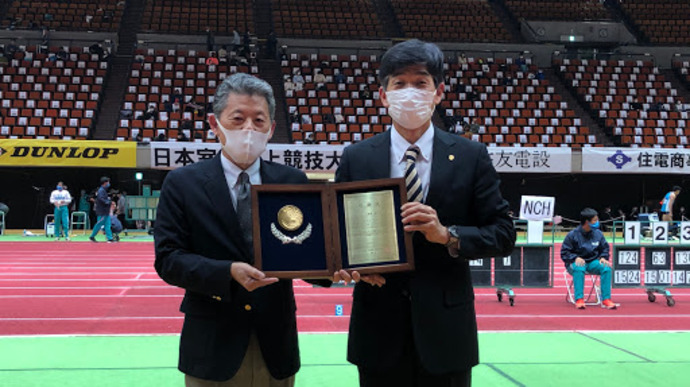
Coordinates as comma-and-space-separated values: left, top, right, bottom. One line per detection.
426, 127, 457, 209
203, 154, 249, 256
369, 130, 392, 179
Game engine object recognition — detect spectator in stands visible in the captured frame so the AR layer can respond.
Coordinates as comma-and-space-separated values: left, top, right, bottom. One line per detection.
313, 69, 326, 84
289, 109, 300, 124
536, 70, 545, 80
170, 88, 184, 105
134, 132, 144, 143
206, 27, 215, 52
457, 52, 467, 65
361, 88, 371, 100
267, 31, 277, 59
218, 45, 228, 63
561, 208, 618, 310
468, 88, 479, 101
629, 206, 639, 221
176, 131, 189, 142
181, 119, 193, 131
0, 202, 8, 217
89, 177, 114, 243
650, 99, 666, 112
0, 53, 8, 65
333, 39, 515, 387
279, 45, 288, 61
89, 43, 105, 60
292, 70, 305, 86
206, 52, 219, 66
516, 54, 528, 72
323, 113, 335, 124
469, 118, 480, 134
599, 206, 613, 232
156, 132, 167, 142
503, 74, 514, 86
304, 132, 315, 144
675, 99, 686, 112
680, 206, 687, 221
631, 97, 643, 111
334, 69, 345, 84
41, 26, 50, 48
660, 186, 682, 222
50, 182, 72, 241
6, 40, 18, 58
138, 103, 159, 121
243, 29, 251, 54
334, 111, 345, 124
301, 114, 312, 125
56, 47, 68, 61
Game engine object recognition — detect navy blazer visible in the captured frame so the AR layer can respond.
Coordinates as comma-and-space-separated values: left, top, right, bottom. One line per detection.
154, 154, 308, 381
336, 128, 516, 374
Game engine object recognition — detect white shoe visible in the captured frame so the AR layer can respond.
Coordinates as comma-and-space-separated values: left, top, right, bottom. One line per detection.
65, 237, 70, 241
55, 237, 60, 241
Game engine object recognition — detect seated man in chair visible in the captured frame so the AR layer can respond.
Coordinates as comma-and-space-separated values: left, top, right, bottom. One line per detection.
561, 208, 618, 310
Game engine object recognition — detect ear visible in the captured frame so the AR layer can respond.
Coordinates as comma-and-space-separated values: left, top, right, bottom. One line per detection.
433, 83, 445, 105
379, 86, 389, 108
208, 114, 224, 144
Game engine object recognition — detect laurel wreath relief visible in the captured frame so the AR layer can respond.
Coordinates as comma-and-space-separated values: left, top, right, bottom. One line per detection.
271, 222, 312, 244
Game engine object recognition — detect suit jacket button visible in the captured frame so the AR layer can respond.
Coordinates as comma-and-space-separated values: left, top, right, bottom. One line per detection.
244, 304, 252, 311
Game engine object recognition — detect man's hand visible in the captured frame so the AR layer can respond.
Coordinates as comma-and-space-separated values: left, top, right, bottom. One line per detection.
333, 270, 386, 287
575, 257, 586, 267
230, 262, 278, 292
401, 202, 449, 245
599, 258, 611, 267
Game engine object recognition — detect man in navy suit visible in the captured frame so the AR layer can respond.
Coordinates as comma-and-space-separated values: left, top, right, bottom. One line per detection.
155, 73, 309, 386
334, 40, 516, 387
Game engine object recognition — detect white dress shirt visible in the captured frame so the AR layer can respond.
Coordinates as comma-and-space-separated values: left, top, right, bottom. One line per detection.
390, 124, 434, 202
220, 155, 262, 210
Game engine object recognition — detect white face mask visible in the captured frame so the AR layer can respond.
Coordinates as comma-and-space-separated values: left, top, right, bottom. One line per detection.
385, 87, 436, 130
216, 120, 271, 166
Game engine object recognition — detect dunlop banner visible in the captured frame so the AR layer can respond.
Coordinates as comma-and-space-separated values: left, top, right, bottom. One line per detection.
0, 139, 137, 168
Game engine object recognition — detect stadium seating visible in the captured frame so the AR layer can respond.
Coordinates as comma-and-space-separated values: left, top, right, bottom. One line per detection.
620, 0, 690, 45
282, 53, 385, 144
140, 0, 253, 35
555, 58, 688, 147
2, 0, 123, 31
504, 0, 612, 21
672, 57, 690, 90
272, 0, 384, 39
390, 0, 511, 42
0, 45, 107, 139
117, 48, 258, 142
442, 56, 595, 147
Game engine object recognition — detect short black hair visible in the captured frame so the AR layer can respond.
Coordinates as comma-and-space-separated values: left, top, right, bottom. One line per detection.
673, 185, 682, 192
580, 208, 598, 225
100, 176, 111, 185
378, 39, 444, 89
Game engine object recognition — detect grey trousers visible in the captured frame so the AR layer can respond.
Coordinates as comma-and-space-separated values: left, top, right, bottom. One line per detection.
184, 332, 295, 387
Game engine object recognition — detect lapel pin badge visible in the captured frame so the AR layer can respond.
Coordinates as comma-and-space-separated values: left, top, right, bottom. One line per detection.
449, 155, 455, 161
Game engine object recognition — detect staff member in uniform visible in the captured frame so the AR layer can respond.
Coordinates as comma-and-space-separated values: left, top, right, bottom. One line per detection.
49, 181, 72, 241
334, 39, 516, 387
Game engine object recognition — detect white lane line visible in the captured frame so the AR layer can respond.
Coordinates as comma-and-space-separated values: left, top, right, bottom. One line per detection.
1, 314, 690, 322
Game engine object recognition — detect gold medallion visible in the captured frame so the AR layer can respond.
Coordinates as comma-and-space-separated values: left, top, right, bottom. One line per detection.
277, 205, 304, 231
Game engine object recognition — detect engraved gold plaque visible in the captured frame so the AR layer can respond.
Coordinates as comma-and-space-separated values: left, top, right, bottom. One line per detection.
277, 205, 304, 231
343, 190, 400, 266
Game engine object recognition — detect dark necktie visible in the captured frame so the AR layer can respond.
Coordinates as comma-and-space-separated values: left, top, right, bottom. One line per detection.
405, 146, 423, 203
236, 172, 253, 259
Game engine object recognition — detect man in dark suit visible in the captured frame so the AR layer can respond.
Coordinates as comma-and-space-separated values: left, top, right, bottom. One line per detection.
334, 40, 516, 387
155, 73, 308, 386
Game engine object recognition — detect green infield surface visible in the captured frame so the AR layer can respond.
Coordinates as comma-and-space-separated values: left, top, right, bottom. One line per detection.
1, 332, 688, 387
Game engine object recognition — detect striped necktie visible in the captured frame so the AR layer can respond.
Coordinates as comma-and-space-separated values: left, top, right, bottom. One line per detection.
405, 146, 423, 203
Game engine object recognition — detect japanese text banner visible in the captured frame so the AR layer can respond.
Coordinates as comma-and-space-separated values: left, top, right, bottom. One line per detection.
582, 148, 690, 174
150, 142, 344, 172
0, 139, 136, 168
487, 147, 571, 173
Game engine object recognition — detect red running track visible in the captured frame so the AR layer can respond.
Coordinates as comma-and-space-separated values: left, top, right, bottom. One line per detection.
0, 242, 689, 336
